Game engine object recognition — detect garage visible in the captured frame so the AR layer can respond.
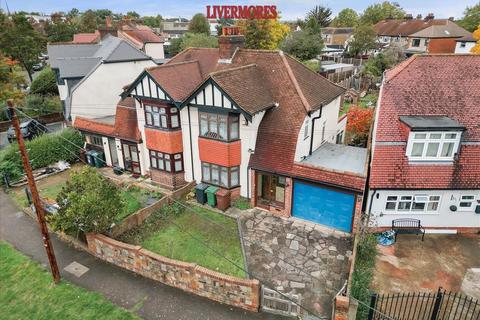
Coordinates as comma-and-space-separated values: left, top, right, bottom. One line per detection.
292, 180, 355, 232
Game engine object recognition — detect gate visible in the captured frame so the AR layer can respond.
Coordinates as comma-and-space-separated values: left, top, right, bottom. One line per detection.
368, 288, 480, 320
261, 286, 302, 317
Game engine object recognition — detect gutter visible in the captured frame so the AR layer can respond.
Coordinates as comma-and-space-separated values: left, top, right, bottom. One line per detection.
308, 104, 323, 156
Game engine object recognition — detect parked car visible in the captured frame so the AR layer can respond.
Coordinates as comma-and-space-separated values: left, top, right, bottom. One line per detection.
7, 119, 48, 143
32, 63, 44, 71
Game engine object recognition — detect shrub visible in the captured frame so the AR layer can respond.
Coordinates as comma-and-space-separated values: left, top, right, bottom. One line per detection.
350, 234, 378, 320
0, 127, 84, 183
24, 94, 62, 114
50, 166, 125, 234
232, 197, 252, 210
30, 67, 58, 96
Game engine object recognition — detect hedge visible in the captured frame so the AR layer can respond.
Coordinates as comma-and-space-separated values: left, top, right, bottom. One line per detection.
0, 127, 84, 183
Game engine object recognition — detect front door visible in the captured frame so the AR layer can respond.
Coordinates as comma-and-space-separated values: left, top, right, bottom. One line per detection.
257, 173, 286, 207
122, 142, 141, 176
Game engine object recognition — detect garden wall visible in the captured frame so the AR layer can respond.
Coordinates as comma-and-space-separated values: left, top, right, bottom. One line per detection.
86, 233, 260, 312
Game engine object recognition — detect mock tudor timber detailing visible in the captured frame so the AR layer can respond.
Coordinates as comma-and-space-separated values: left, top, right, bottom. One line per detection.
206, 5, 278, 19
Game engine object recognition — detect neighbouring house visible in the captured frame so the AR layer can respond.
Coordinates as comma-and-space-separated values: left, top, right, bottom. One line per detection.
321, 27, 353, 52
70, 31, 101, 44
47, 34, 156, 121
162, 18, 190, 39
374, 15, 472, 55
117, 23, 165, 60
367, 54, 480, 233
455, 35, 478, 53
74, 30, 369, 233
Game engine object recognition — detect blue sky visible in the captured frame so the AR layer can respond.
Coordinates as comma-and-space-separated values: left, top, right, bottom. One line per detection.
2, 0, 478, 21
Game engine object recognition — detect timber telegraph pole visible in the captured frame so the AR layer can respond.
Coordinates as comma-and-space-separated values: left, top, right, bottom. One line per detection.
7, 100, 61, 284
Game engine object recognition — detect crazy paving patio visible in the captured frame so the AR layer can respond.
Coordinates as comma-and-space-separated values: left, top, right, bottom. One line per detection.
239, 209, 353, 319
372, 234, 480, 299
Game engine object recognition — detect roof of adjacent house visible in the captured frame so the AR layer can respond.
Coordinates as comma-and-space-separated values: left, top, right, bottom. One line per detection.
127, 45, 346, 184
321, 27, 354, 35
73, 97, 141, 142
408, 22, 471, 38
370, 54, 480, 189
72, 32, 100, 43
374, 18, 449, 36
48, 34, 151, 79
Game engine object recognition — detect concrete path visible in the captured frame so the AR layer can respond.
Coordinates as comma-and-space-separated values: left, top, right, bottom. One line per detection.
0, 191, 284, 320
240, 209, 353, 319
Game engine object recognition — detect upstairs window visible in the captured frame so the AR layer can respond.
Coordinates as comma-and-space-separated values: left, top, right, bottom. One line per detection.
406, 132, 460, 161
199, 112, 239, 141
145, 105, 180, 130
412, 38, 421, 47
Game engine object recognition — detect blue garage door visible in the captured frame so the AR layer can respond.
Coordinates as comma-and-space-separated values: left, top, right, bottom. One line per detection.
292, 181, 355, 232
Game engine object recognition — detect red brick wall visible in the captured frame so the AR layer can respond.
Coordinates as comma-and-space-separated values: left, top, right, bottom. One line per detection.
428, 38, 457, 53
150, 168, 187, 190
86, 233, 260, 312
145, 128, 183, 154
250, 169, 292, 218
198, 138, 241, 167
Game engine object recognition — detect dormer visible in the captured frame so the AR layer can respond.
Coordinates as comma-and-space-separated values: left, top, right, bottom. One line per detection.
400, 115, 465, 162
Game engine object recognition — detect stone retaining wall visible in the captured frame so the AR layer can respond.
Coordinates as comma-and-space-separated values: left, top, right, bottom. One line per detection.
86, 233, 260, 312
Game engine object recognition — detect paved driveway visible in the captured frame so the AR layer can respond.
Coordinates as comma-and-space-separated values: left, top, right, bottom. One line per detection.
239, 209, 353, 319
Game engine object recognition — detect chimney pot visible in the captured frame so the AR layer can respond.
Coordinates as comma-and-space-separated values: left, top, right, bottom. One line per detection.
218, 27, 245, 61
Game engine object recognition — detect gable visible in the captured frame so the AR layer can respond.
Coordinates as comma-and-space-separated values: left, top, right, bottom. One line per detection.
124, 71, 173, 102
188, 79, 238, 110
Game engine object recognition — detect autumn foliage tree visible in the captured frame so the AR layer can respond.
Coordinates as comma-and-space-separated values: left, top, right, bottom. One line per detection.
346, 106, 374, 147
471, 25, 480, 54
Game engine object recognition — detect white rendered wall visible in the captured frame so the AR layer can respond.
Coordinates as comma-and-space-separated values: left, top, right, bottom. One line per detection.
145, 43, 165, 60
455, 41, 476, 53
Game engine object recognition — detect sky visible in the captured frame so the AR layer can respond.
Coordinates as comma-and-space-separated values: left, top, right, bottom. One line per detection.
2, 0, 478, 21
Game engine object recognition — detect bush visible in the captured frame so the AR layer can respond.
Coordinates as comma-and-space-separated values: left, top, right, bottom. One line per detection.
50, 166, 125, 234
0, 128, 84, 183
30, 67, 58, 96
350, 234, 378, 320
280, 30, 323, 61
232, 197, 252, 210
24, 94, 62, 114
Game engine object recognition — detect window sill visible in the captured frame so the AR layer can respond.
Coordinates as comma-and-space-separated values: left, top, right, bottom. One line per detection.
407, 159, 454, 164
198, 136, 240, 143
145, 125, 181, 132
201, 181, 240, 190
150, 167, 183, 174
381, 212, 440, 215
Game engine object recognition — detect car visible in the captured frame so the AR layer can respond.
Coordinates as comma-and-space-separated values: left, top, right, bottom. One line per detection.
32, 63, 44, 71
7, 119, 48, 143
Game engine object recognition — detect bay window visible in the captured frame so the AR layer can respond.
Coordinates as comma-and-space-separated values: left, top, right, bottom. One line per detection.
199, 112, 239, 141
384, 194, 441, 213
201, 162, 239, 188
406, 131, 460, 161
150, 150, 183, 173
145, 104, 180, 130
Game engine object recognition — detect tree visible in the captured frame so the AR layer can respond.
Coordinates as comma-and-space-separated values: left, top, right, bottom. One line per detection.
348, 24, 377, 57
0, 13, 46, 81
189, 13, 210, 35
361, 1, 405, 25
51, 166, 125, 234
166, 38, 183, 57
80, 10, 98, 32
471, 25, 480, 53
180, 32, 218, 50
331, 8, 359, 27
0, 54, 26, 112
126, 11, 140, 19
236, 18, 290, 50
66, 8, 80, 20
281, 30, 323, 60
44, 20, 76, 43
458, 3, 480, 32
306, 5, 332, 27
346, 106, 374, 147
142, 15, 163, 28
30, 67, 59, 95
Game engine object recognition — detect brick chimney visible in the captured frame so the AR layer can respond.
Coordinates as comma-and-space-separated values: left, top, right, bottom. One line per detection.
424, 13, 435, 20
218, 27, 245, 61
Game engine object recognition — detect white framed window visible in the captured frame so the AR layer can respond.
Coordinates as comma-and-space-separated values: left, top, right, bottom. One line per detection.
384, 194, 441, 213
304, 119, 309, 140
458, 195, 476, 211
406, 131, 460, 161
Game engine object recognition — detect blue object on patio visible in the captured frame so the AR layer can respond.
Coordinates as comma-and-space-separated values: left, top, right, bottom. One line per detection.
377, 230, 396, 246
292, 180, 355, 232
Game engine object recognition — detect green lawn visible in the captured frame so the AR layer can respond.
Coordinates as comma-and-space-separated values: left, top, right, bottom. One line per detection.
9, 182, 67, 208
341, 93, 378, 115
116, 187, 163, 222
0, 241, 139, 320
124, 204, 246, 278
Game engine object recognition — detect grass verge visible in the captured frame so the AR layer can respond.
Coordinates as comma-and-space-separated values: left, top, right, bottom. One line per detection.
0, 240, 139, 320
118, 203, 246, 278
350, 234, 378, 320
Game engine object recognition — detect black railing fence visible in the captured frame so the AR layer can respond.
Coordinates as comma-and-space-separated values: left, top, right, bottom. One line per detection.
368, 288, 480, 320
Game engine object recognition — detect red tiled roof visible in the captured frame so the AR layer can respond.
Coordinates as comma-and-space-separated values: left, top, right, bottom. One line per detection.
72, 32, 100, 43
74, 97, 141, 142
374, 19, 448, 36
123, 29, 164, 43
370, 54, 480, 189
147, 60, 203, 101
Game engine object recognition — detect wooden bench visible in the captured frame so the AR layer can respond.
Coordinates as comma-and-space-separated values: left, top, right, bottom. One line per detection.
392, 218, 425, 241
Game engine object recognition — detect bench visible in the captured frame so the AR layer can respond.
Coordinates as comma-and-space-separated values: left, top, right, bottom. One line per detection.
392, 218, 425, 241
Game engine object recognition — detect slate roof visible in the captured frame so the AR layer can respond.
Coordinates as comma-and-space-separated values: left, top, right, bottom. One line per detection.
370, 54, 480, 189
409, 21, 471, 38
374, 18, 449, 36
73, 97, 141, 142
47, 34, 151, 79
